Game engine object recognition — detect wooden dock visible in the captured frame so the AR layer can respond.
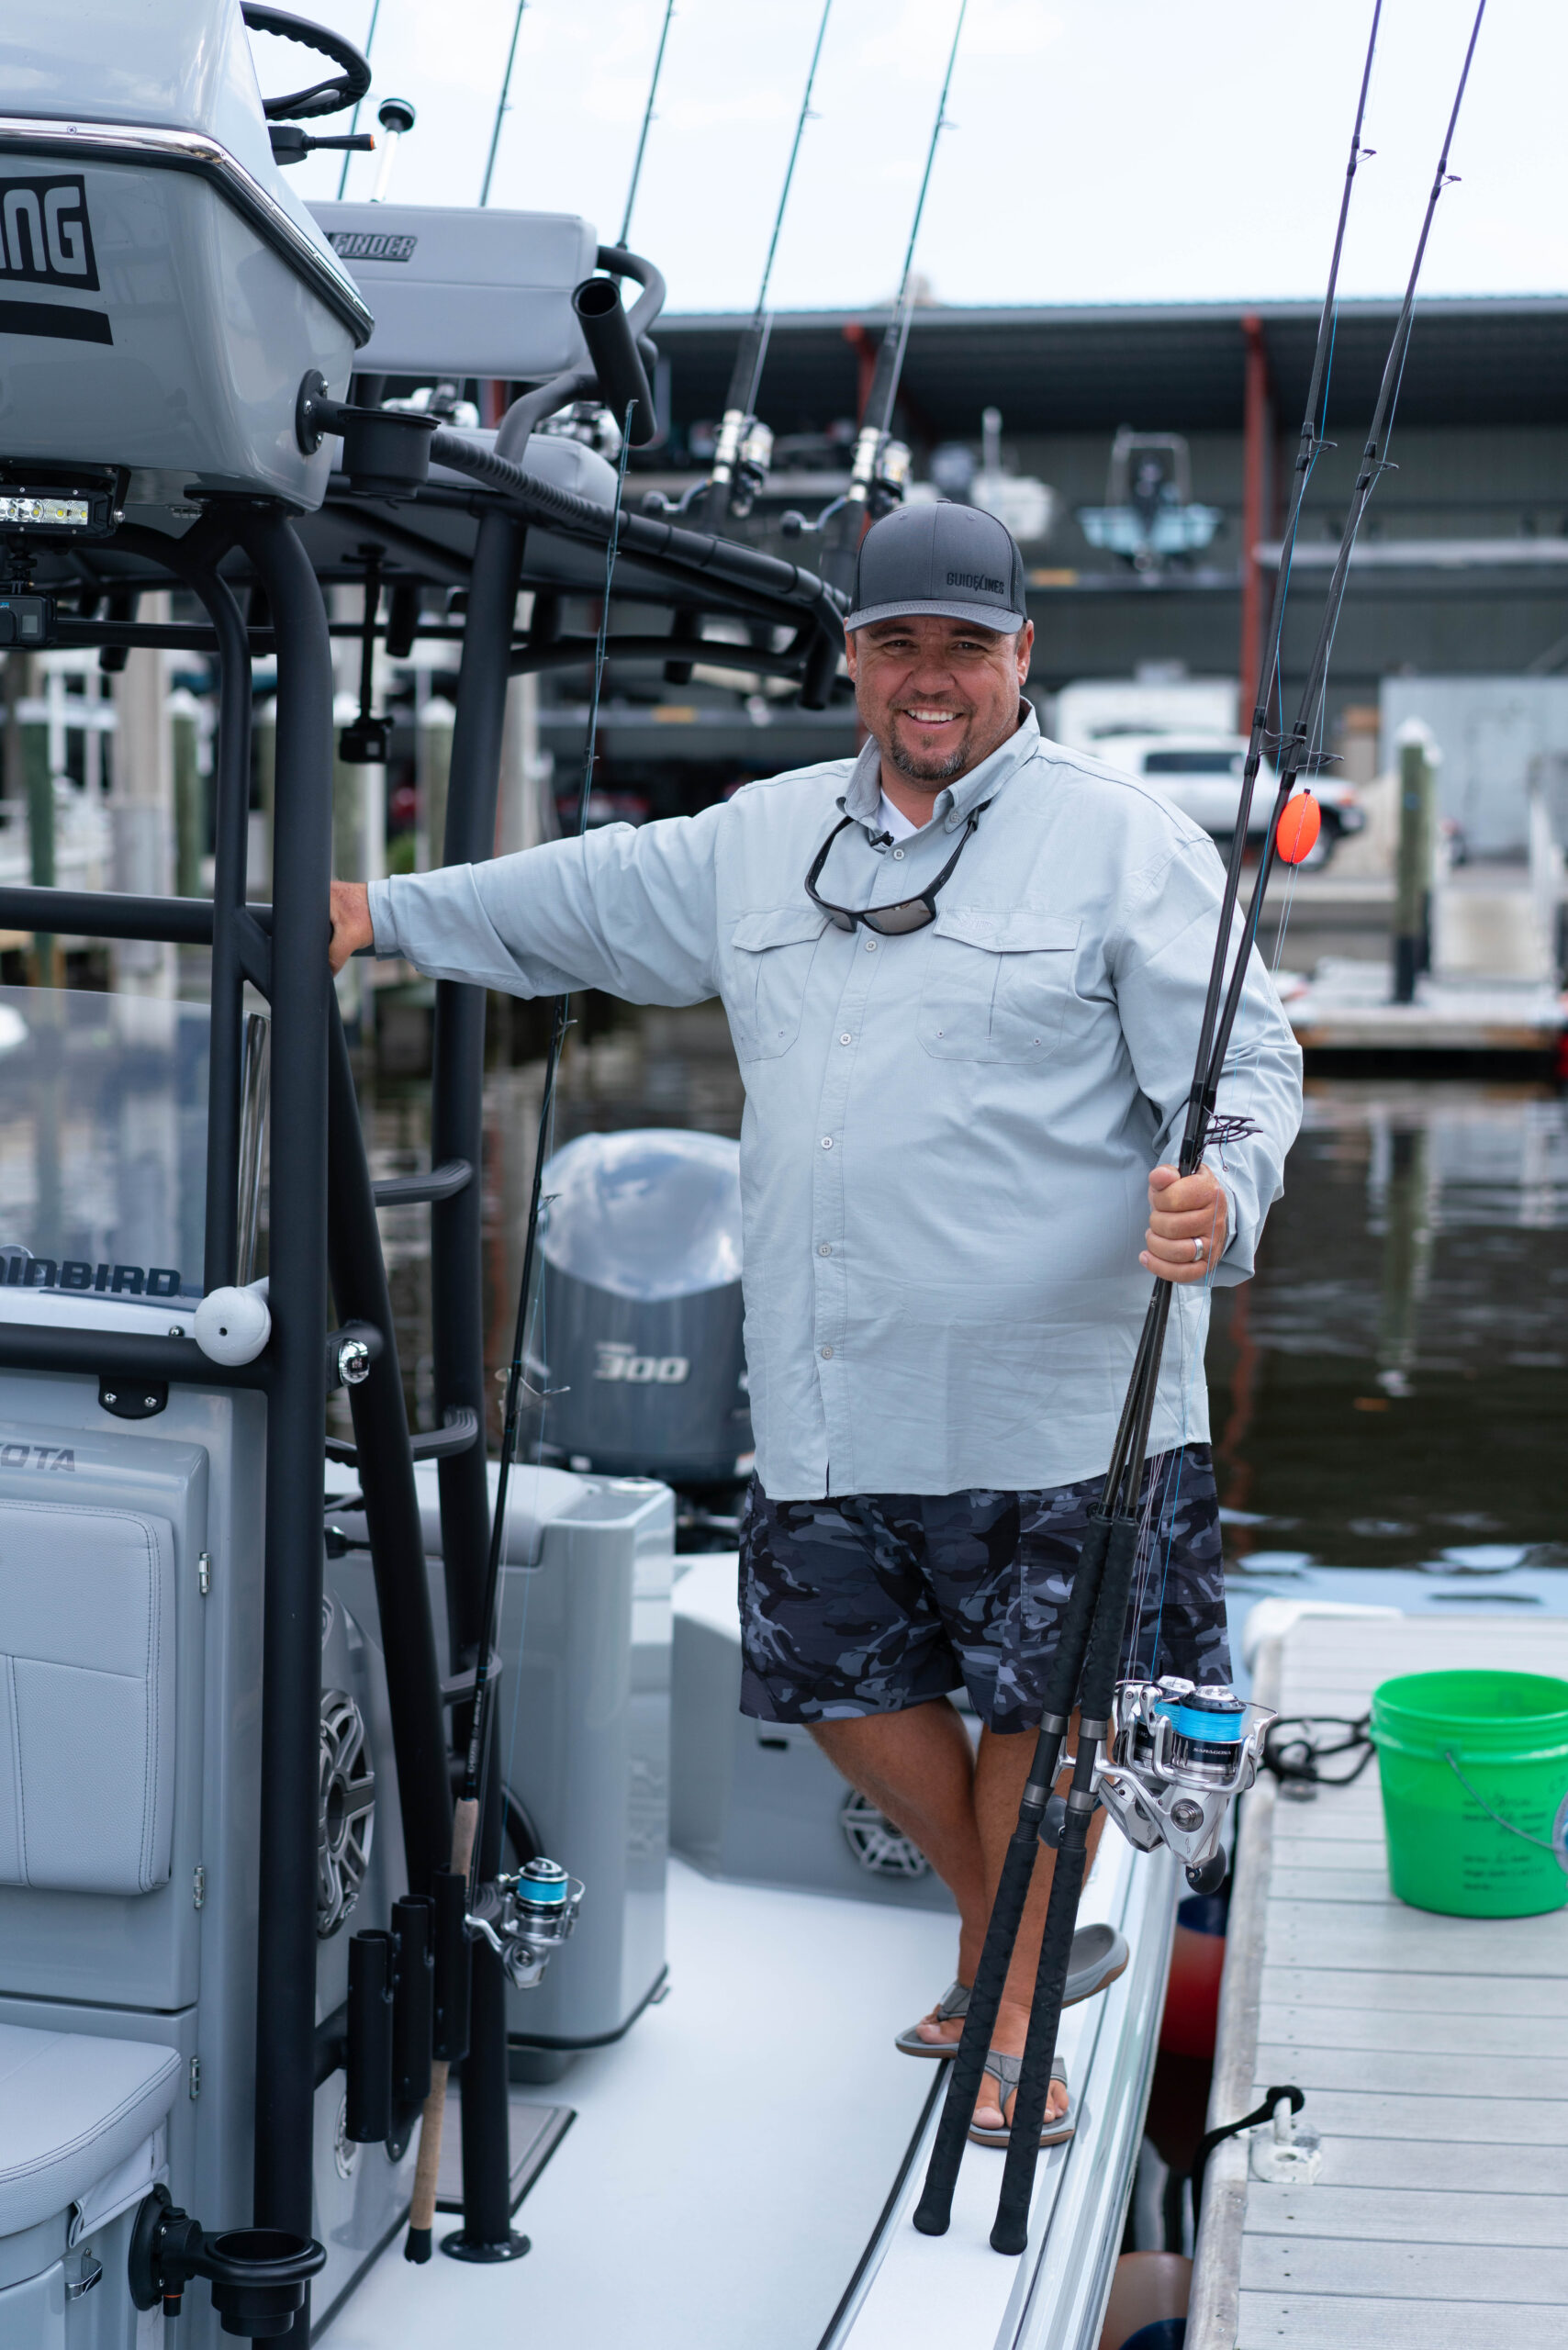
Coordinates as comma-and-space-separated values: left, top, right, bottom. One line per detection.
1190, 1613, 1568, 2350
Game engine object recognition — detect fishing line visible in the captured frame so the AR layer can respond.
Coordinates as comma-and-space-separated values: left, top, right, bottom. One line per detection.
480, 0, 528, 207
619, 0, 678, 247
465, 400, 638, 1900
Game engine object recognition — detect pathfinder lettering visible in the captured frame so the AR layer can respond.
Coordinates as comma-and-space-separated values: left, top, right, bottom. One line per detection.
0, 1442, 75, 1472
328, 230, 418, 263
0, 177, 99, 292
2, 1258, 181, 1296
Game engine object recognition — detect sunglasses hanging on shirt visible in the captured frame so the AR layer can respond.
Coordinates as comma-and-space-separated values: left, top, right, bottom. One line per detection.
804, 799, 992, 936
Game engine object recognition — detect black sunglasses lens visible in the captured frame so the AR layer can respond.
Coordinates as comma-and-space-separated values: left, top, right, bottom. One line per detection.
864, 899, 935, 936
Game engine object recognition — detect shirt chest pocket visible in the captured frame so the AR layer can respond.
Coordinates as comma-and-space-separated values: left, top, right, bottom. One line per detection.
918, 909, 1082, 1062
727, 905, 830, 1061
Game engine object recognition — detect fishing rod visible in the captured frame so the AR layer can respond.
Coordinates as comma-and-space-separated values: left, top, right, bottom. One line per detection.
336, 0, 382, 197
480, 0, 528, 207
698, 0, 834, 524
814, 0, 967, 594
620, 0, 678, 247
914, 0, 1485, 2257
402, 400, 636, 2264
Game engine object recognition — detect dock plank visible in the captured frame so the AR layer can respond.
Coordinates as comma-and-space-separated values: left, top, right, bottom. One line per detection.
1237, 2292, 1565, 2350
1260, 1964, 1568, 2018
1262, 1897, 1568, 1974
1241, 2182, 1568, 2247
1258, 1999, 1568, 2058
1253, 2038, 1568, 2100
1239, 2232, 1568, 2304
1240, 2136, 1568, 2197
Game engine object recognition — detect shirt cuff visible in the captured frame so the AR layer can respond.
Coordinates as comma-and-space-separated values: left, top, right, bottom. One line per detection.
366, 876, 398, 959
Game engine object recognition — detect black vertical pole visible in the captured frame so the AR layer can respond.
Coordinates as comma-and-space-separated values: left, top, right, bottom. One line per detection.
231, 509, 334, 2322
428, 509, 526, 2255
326, 1006, 454, 1900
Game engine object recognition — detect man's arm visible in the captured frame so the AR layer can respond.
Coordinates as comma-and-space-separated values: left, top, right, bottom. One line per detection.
331, 808, 727, 1006
1112, 840, 1304, 1285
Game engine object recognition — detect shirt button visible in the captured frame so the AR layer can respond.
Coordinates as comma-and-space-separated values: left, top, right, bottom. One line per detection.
864, 937, 878, 953
821, 1136, 833, 1148
892, 847, 905, 861
818, 1243, 832, 1257
839, 1032, 852, 1045
820, 1345, 834, 1359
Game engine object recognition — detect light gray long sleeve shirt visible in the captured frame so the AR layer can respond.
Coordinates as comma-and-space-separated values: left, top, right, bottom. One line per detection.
369, 709, 1303, 1500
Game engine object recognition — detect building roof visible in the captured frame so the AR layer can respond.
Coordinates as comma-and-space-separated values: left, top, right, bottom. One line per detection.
653, 297, 1568, 438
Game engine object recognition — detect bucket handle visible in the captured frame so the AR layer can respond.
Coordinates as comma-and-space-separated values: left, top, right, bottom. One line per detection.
1444, 1750, 1568, 1872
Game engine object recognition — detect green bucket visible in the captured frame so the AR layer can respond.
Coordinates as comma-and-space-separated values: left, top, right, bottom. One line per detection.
1371, 1670, 1568, 1918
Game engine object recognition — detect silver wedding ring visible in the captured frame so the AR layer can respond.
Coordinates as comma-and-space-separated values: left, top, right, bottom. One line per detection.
1193, 1237, 1204, 1261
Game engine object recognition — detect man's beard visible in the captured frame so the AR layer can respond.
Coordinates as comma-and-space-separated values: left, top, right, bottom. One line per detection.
888, 722, 970, 784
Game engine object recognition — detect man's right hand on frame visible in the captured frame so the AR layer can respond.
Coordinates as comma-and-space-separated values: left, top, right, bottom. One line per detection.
329, 879, 374, 975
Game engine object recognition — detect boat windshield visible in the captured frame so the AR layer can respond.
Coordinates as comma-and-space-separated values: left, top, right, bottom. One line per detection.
0, 986, 212, 1308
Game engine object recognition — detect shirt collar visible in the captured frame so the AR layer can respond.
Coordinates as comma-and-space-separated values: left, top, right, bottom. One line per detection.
842, 702, 1041, 836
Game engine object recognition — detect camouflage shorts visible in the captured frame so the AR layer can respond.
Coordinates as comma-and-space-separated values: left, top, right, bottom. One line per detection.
738, 1449, 1230, 1733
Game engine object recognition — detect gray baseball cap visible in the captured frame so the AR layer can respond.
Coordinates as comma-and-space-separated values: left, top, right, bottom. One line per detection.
846, 499, 1027, 633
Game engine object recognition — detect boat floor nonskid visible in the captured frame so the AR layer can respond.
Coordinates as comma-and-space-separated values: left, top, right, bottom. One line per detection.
321, 1828, 1164, 2350
319, 1858, 954, 2350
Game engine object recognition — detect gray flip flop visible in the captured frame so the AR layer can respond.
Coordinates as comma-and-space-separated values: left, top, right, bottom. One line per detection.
895, 1978, 969, 2056
893, 1923, 1129, 2058
967, 2048, 1076, 2149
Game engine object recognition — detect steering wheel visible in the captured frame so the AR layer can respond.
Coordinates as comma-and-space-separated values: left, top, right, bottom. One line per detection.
241, 4, 373, 121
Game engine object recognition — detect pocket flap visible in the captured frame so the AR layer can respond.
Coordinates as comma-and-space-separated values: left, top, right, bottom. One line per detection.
731, 905, 831, 954
932, 908, 1081, 954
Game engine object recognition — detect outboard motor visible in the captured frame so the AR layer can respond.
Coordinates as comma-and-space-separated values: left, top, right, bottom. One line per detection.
537, 1129, 751, 1493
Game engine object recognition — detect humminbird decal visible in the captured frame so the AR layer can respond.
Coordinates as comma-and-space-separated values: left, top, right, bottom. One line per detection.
1, 1258, 182, 1296
946, 569, 1005, 594
0, 177, 98, 290
594, 1341, 690, 1385
0, 1442, 75, 1472
0, 174, 112, 344
328, 229, 418, 263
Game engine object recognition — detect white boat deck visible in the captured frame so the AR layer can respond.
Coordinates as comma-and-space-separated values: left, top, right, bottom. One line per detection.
1191, 1613, 1568, 2350
319, 1830, 1170, 2350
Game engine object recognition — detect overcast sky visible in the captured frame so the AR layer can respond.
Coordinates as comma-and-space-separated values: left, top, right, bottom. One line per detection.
274, 0, 1567, 314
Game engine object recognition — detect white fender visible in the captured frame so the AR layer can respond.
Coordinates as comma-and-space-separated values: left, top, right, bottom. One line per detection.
194, 1278, 272, 1366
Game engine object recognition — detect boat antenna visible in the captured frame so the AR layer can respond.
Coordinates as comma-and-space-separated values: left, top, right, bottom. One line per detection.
480, 0, 528, 207
337, 0, 381, 197
818, 0, 967, 592
913, 0, 1486, 2256
700, 0, 835, 522
619, 0, 678, 247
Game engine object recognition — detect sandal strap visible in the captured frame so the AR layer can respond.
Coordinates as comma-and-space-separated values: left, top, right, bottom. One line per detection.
982, 2047, 1069, 2098
934, 1980, 970, 2022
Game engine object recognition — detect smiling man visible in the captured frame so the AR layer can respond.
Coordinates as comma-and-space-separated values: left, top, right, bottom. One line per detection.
329, 499, 1302, 2150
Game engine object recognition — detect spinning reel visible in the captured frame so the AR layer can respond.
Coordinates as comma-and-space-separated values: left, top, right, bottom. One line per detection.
466, 1857, 584, 1992
1093, 1676, 1274, 1892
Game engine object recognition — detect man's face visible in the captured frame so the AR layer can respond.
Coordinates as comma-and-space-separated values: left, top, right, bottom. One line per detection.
845, 611, 1035, 792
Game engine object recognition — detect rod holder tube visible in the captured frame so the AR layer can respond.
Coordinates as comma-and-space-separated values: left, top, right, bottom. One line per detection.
431, 1866, 472, 2065
345, 1930, 394, 2143
572, 276, 656, 444
391, 1896, 435, 2115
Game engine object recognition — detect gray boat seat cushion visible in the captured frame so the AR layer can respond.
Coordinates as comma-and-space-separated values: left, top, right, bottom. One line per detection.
0, 2025, 180, 2237
0, 1501, 176, 1894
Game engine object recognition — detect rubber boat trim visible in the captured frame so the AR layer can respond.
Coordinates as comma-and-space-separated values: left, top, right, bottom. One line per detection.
0, 116, 374, 345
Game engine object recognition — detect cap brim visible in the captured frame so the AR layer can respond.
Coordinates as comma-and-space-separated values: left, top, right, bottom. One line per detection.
844, 598, 1026, 634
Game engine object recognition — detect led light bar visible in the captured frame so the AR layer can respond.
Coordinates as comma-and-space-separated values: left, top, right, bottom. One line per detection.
0, 492, 91, 529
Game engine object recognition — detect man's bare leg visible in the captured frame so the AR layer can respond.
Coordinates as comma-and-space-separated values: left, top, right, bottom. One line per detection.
812, 1706, 1103, 2131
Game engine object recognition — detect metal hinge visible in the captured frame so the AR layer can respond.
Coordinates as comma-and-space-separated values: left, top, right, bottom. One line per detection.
192, 1864, 206, 1910
197, 1550, 211, 1596
188, 2055, 202, 2100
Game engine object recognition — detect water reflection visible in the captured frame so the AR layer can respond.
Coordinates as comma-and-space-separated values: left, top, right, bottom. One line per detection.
355, 1009, 1568, 1566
